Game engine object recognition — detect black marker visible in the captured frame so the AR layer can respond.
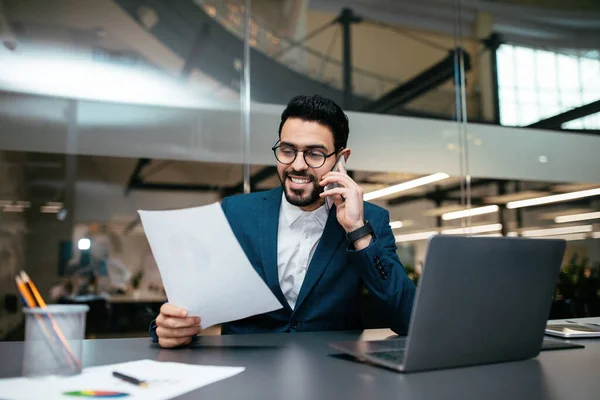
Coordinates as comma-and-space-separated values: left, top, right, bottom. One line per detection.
112, 371, 149, 388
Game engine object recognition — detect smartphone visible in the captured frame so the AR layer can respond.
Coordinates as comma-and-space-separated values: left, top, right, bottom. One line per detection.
324, 155, 346, 209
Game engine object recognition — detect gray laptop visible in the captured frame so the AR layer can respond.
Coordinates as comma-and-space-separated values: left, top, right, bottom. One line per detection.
330, 235, 567, 373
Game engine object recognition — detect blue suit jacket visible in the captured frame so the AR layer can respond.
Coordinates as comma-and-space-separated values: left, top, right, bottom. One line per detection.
150, 187, 415, 339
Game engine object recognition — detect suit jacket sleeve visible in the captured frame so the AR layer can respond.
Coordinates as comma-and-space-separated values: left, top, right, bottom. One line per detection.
346, 208, 417, 335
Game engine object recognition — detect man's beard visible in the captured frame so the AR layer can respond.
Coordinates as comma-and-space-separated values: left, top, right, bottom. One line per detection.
279, 170, 323, 208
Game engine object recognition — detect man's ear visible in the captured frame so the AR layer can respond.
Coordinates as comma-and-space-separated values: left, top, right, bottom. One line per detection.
341, 148, 351, 162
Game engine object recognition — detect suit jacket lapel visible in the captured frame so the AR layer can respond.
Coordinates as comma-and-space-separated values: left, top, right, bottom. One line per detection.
294, 206, 346, 312
258, 187, 292, 313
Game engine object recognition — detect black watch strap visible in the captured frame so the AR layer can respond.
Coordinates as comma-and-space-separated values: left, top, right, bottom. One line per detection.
346, 221, 374, 243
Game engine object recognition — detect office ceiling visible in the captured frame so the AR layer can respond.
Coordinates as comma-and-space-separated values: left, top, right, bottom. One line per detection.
312, 0, 600, 49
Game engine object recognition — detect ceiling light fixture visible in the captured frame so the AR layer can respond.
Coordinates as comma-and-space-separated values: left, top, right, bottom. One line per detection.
441, 205, 499, 220
389, 221, 404, 229
555, 211, 600, 224
506, 188, 600, 209
531, 233, 588, 241
522, 225, 593, 237
441, 223, 503, 235
395, 231, 438, 243
364, 173, 450, 201
2, 205, 24, 213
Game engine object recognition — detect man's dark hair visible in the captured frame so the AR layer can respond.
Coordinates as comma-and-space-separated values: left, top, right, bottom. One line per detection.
278, 94, 349, 151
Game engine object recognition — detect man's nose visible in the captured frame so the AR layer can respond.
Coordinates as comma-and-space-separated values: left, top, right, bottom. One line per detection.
291, 152, 309, 171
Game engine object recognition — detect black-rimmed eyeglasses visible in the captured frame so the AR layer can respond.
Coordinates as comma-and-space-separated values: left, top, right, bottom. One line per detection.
271, 140, 340, 169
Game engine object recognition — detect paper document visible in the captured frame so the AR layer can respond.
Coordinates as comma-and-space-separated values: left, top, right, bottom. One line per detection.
0, 359, 245, 400
138, 203, 282, 328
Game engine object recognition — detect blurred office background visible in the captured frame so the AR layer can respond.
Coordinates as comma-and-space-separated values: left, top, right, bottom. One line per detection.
0, 0, 599, 340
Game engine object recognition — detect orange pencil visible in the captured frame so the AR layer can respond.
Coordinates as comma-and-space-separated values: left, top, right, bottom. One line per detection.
18, 272, 81, 370
21, 271, 47, 307
15, 276, 36, 307
15, 275, 67, 366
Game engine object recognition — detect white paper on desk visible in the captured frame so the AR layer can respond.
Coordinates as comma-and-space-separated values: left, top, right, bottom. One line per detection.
138, 203, 282, 328
0, 359, 245, 400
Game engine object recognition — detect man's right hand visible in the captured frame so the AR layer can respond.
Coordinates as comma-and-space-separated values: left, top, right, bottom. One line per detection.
155, 303, 202, 348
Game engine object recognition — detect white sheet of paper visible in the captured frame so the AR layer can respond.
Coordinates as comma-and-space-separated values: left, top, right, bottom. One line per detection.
138, 203, 282, 328
0, 359, 245, 400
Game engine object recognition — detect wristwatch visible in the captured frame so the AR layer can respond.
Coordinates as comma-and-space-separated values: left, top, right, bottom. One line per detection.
346, 221, 374, 243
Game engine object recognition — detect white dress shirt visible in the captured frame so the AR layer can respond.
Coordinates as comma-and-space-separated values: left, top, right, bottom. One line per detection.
277, 194, 329, 309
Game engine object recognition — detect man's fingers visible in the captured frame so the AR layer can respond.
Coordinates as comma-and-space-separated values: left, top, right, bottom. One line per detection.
158, 336, 192, 349
320, 173, 357, 189
160, 303, 188, 318
157, 315, 201, 329
156, 325, 201, 339
319, 188, 348, 198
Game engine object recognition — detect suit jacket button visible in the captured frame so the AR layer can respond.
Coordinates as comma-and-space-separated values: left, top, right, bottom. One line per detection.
291, 320, 299, 330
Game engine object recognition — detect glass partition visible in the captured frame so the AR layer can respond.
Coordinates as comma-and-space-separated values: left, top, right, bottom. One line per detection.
0, 0, 471, 338
464, 9, 600, 319
0, 0, 245, 338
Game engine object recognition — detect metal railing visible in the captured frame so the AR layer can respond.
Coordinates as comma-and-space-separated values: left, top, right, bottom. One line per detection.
195, 0, 402, 100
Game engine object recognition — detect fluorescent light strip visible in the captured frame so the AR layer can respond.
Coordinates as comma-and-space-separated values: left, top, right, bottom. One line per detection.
522, 225, 593, 237
389, 221, 404, 229
555, 211, 600, 224
364, 173, 449, 201
506, 188, 600, 209
531, 233, 588, 241
40, 206, 61, 214
395, 231, 438, 243
442, 205, 499, 221
2, 205, 25, 213
592, 232, 600, 239
441, 223, 503, 235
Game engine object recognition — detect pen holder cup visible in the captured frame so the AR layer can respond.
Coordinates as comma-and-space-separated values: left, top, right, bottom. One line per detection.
23, 305, 89, 377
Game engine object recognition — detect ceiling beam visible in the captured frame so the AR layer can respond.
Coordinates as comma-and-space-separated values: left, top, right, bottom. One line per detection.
528, 99, 600, 130
221, 166, 278, 197
361, 47, 471, 114
124, 158, 151, 195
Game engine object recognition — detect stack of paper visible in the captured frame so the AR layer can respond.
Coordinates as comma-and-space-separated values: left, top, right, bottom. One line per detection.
0, 359, 245, 400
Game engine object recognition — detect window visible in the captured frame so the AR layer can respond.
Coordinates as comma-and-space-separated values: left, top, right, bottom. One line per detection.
497, 45, 600, 129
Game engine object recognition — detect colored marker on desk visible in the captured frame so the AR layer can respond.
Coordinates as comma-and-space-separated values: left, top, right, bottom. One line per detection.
112, 371, 149, 388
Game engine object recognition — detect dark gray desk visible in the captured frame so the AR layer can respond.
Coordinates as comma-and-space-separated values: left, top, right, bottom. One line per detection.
1, 327, 599, 400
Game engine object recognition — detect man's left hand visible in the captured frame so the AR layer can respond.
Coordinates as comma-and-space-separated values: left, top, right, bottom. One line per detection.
319, 164, 367, 236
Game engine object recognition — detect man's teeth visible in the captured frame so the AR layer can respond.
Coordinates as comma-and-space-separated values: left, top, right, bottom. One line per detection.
290, 177, 310, 184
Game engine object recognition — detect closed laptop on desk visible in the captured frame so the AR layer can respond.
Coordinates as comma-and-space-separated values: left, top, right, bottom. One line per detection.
330, 236, 566, 372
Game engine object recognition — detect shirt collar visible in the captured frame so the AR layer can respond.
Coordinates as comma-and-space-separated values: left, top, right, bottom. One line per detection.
281, 193, 328, 228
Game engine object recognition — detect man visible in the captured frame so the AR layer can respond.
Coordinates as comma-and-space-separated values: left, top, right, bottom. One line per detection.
151, 94, 416, 348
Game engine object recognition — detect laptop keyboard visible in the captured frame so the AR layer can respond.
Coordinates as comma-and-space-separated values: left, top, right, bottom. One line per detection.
363, 338, 579, 362
367, 350, 406, 362
361, 339, 407, 363
362, 338, 407, 351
